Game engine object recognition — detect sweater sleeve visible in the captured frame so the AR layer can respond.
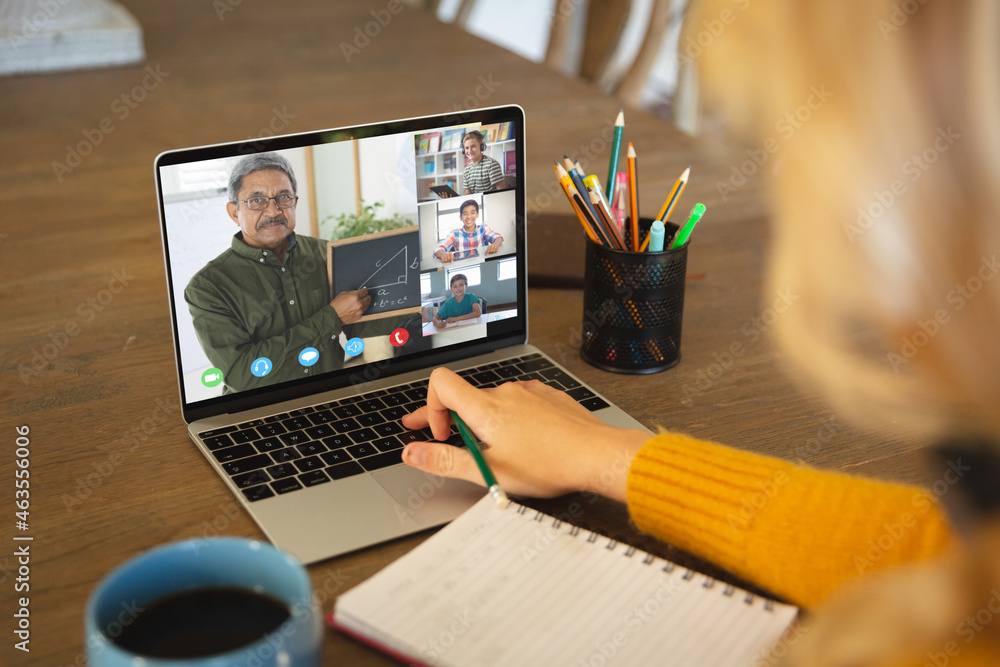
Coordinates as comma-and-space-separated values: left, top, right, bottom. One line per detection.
626, 432, 955, 609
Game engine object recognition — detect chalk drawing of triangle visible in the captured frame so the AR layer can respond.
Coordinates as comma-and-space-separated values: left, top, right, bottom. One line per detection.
362, 246, 408, 289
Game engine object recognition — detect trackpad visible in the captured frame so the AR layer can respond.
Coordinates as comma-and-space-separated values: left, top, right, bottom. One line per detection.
372, 466, 484, 527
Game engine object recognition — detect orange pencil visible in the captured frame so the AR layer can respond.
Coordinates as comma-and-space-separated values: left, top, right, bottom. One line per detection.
626, 143, 639, 250
589, 188, 626, 251
555, 163, 603, 245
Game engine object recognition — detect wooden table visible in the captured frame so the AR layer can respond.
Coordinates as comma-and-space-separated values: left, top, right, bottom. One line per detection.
0, 1, 932, 664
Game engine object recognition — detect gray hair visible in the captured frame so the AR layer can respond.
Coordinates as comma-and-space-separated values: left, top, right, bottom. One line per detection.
227, 152, 298, 203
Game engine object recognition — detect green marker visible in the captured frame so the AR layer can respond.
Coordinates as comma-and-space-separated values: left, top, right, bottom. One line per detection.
450, 410, 510, 509
670, 203, 706, 249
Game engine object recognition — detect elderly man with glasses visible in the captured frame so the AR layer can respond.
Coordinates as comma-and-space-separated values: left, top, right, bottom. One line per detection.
184, 152, 402, 393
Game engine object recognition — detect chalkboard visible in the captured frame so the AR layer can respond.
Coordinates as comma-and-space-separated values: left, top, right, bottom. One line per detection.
327, 225, 422, 322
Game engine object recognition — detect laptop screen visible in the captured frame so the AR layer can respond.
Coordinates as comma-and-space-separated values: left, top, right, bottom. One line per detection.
155, 106, 527, 421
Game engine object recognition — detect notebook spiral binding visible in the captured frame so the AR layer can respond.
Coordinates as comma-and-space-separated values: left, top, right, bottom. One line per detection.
511, 501, 774, 612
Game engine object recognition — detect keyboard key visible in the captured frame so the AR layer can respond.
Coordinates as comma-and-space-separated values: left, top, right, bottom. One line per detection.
346, 427, 378, 444
540, 367, 578, 387
272, 448, 301, 463
232, 470, 271, 488
326, 461, 365, 480
271, 477, 303, 494
356, 412, 385, 427
321, 449, 353, 466
330, 417, 361, 433
281, 416, 312, 431
358, 398, 387, 412
581, 396, 611, 411
313, 401, 336, 411
222, 453, 273, 475
298, 470, 330, 487
254, 437, 284, 453
242, 485, 275, 502
494, 365, 521, 379
309, 410, 336, 425
305, 424, 335, 439
404, 388, 427, 403
294, 455, 324, 473
202, 434, 234, 451
279, 431, 311, 447
398, 430, 425, 445
381, 392, 408, 406
322, 434, 353, 450
373, 436, 403, 452
199, 425, 237, 438
373, 422, 404, 437
358, 451, 403, 471
266, 463, 298, 479
256, 422, 286, 437
263, 415, 284, 423
333, 404, 361, 419
231, 429, 258, 444
347, 443, 379, 459
471, 370, 501, 385
238, 419, 265, 429
566, 386, 597, 403
516, 357, 553, 373
381, 406, 409, 421
296, 441, 327, 457
213, 443, 256, 463
288, 409, 311, 417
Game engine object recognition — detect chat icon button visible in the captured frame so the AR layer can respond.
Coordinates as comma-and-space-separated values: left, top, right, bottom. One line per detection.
298, 347, 319, 367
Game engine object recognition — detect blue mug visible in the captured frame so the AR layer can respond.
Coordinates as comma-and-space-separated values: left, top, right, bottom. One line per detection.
86, 538, 322, 666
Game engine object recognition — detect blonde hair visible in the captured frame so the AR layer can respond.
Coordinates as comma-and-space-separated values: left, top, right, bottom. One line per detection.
687, 0, 1000, 437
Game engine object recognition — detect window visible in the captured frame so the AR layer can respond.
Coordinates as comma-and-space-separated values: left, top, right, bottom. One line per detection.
420, 273, 432, 295
446, 265, 481, 287
497, 257, 516, 281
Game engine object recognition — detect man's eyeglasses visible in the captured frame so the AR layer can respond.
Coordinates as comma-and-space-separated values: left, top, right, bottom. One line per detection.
237, 194, 299, 211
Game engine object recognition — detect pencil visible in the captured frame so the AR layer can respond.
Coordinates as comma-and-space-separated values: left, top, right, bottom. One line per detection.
606, 110, 624, 202
589, 189, 626, 251
627, 143, 639, 251
555, 164, 605, 245
450, 410, 509, 509
655, 166, 690, 223
564, 157, 602, 225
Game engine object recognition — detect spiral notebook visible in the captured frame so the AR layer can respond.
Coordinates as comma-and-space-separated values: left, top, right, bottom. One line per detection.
329, 496, 798, 666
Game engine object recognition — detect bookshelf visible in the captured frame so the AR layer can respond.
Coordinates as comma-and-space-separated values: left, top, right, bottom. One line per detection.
414, 123, 516, 202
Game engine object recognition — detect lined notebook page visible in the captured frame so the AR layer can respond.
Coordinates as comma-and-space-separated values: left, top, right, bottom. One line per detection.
334, 495, 798, 667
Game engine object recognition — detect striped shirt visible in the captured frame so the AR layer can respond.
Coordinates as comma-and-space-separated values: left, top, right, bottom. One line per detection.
436, 224, 503, 260
462, 154, 505, 193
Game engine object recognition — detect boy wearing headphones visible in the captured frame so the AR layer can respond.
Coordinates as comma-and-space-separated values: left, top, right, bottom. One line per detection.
461, 130, 507, 194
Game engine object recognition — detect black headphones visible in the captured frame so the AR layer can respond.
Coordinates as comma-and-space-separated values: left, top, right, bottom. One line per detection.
466, 132, 486, 151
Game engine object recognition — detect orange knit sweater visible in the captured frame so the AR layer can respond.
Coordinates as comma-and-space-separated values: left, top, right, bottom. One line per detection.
626, 432, 955, 609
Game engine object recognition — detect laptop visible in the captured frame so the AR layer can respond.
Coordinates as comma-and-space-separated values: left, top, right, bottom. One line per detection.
155, 105, 649, 564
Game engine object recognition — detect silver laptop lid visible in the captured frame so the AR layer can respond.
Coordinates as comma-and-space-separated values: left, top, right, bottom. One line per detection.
155, 106, 527, 423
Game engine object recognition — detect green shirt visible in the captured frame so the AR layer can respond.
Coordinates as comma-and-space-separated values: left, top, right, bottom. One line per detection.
184, 232, 398, 394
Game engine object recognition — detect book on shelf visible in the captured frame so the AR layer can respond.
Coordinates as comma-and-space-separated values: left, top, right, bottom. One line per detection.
480, 123, 500, 144
442, 154, 457, 171
417, 137, 430, 155
504, 150, 516, 175
442, 128, 465, 151
496, 121, 513, 141
427, 133, 441, 153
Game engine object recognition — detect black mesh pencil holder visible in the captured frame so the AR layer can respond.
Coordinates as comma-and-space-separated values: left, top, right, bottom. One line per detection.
581, 221, 687, 374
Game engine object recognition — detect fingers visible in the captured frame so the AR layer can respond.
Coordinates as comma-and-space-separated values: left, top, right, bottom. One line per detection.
402, 441, 481, 486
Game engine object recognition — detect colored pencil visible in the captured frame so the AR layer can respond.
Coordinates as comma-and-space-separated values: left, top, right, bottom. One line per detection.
655, 166, 690, 222
555, 163, 608, 246
605, 110, 624, 201
626, 143, 639, 250
589, 189, 626, 251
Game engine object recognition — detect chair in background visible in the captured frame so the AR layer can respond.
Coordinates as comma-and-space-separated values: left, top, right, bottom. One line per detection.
478, 296, 487, 315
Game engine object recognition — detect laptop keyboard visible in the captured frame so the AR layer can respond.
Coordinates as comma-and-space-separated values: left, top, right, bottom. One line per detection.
197, 354, 610, 503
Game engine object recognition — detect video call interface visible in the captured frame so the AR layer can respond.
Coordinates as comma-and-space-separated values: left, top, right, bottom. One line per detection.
159, 117, 522, 405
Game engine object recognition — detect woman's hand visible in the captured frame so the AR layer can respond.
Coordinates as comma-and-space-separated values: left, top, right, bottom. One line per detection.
400, 368, 649, 501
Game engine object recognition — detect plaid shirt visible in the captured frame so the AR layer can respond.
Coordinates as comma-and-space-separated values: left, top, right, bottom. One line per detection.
436, 224, 503, 260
